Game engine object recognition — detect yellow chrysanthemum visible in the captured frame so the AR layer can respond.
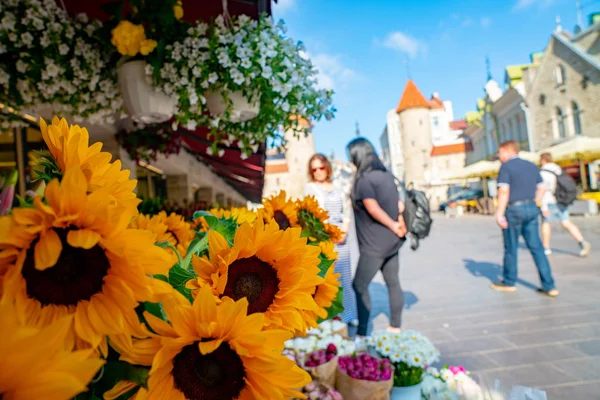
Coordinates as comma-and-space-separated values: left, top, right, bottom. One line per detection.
0, 297, 105, 400
112, 287, 311, 400
173, 0, 184, 20
188, 218, 323, 334
0, 167, 173, 355
111, 20, 157, 57
39, 117, 137, 204
130, 211, 194, 258
192, 207, 257, 232
297, 195, 343, 243
313, 264, 341, 319
261, 190, 298, 230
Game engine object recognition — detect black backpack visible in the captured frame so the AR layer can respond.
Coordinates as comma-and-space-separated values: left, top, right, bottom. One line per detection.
399, 182, 433, 251
547, 170, 578, 206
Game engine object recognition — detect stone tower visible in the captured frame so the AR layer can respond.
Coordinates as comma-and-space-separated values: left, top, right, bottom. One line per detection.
396, 80, 433, 189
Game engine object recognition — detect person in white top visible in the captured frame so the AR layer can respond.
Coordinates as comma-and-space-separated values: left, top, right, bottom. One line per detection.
539, 152, 591, 257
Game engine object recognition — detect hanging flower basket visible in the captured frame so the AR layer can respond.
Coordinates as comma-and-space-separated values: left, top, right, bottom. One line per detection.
205, 89, 260, 122
117, 61, 177, 124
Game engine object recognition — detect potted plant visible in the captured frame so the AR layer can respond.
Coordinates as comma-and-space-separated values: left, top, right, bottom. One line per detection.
0, 0, 121, 125
104, 0, 185, 123
154, 14, 335, 157
370, 330, 440, 400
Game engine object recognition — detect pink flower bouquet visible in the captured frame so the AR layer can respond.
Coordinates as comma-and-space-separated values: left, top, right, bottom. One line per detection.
303, 344, 339, 387
336, 353, 394, 400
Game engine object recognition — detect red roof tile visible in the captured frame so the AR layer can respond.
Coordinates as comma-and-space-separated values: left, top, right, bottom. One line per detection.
430, 142, 473, 156
396, 80, 431, 112
265, 163, 289, 173
429, 96, 445, 110
449, 119, 468, 131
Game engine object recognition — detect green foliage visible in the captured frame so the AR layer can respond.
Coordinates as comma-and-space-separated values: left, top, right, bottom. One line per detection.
298, 209, 331, 243
31, 150, 62, 184
318, 287, 344, 323
317, 253, 334, 278
393, 361, 425, 387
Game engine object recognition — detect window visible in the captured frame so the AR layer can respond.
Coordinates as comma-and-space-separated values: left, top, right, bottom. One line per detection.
500, 124, 506, 141
508, 119, 514, 141
411, 140, 416, 147
555, 65, 566, 85
432, 116, 439, 127
556, 107, 566, 139
572, 101, 582, 135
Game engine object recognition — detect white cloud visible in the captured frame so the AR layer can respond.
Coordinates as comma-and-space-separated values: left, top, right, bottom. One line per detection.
307, 53, 357, 91
377, 31, 426, 59
513, 0, 555, 11
480, 17, 492, 28
273, 0, 296, 15
462, 17, 473, 27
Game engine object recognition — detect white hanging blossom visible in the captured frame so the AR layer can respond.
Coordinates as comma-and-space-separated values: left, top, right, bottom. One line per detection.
154, 14, 335, 156
0, 0, 121, 126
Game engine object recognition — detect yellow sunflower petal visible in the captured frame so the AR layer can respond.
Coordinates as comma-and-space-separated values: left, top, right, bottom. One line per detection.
34, 229, 62, 271
67, 229, 101, 249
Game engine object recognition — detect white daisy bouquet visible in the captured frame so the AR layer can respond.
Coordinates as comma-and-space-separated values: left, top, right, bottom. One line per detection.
153, 14, 335, 157
369, 330, 440, 387
285, 333, 357, 357
0, 0, 121, 128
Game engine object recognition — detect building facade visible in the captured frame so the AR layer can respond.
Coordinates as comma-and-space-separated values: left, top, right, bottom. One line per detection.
263, 122, 315, 199
380, 109, 404, 179
525, 21, 600, 150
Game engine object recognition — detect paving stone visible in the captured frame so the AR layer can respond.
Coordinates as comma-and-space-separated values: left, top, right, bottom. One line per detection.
550, 356, 600, 381
436, 336, 515, 356
485, 343, 586, 367
543, 382, 600, 400
431, 353, 499, 372
479, 364, 576, 388
500, 325, 600, 346
566, 339, 600, 356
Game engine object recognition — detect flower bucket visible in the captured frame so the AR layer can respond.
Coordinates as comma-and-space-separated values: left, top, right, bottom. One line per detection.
205, 90, 260, 123
117, 60, 176, 124
335, 366, 394, 400
391, 383, 422, 400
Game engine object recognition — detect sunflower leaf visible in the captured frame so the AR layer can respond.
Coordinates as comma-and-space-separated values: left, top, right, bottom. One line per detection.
317, 254, 334, 278
169, 264, 197, 287
193, 210, 218, 227
143, 301, 167, 321
211, 219, 238, 245
318, 286, 344, 323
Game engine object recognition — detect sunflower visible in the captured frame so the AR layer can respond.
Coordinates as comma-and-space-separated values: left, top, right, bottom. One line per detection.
318, 240, 338, 262
191, 207, 257, 232
313, 263, 341, 319
261, 190, 298, 230
296, 196, 343, 243
188, 218, 323, 334
0, 167, 173, 355
39, 117, 137, 204
0, 296, 105, 400
130, 211, 194, 259
113, 286, 311, 400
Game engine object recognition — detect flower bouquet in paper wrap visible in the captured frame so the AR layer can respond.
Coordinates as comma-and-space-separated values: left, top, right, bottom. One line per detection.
336, 353, 394, 400
301, 344, 339, 387
294, 380, 343, 400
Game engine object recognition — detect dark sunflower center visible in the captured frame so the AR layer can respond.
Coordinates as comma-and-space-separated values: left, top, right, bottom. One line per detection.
166, 229, 180, 245
273, 210, 291, 230
173, 341, 246, 400
21, 228, 110, 306
223, 256, 280, 314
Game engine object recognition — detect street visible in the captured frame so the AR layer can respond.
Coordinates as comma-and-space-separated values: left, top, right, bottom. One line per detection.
368, 214, 600, 399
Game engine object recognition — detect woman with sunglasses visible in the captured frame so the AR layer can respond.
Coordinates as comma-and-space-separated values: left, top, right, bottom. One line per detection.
305, 153, 358, 325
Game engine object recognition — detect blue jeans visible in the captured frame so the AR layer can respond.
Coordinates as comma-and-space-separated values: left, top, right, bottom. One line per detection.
503, 203, 555, 291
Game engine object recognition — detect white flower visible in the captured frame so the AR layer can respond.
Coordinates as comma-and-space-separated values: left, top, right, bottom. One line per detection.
0, 69, 10, 85
218, 149, 225, 157
230, 69, 245, 85
186, 120, 197, 130
0, 44, 6, 54
240, 151, 249, 160
32, 18, 45, 31
21, 32, 34, 47
195, 22, 209, 35
58, 44, 70, 55
240, 59, 252, 69
217, 51, 230, 66
208, 72, 218, 84
261, 66, 273, 79
1, 13, 17, 31
215, 15, 225, 28
16, 60, 28, 73
206, 147, 214, 156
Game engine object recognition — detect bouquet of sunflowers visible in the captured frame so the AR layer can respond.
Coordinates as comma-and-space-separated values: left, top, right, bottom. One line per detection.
0, 117, 343, 400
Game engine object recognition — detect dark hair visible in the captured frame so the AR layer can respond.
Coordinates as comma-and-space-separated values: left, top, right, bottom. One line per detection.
308, 153, 332, 182
540, 152, 553, 163
346, 137, 386, 178
346, 138, 387, 206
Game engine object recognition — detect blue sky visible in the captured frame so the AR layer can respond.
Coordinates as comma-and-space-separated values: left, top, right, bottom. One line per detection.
272, 0, 590, 160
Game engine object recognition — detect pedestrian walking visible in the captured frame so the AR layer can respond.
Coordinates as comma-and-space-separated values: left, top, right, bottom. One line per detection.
305, 153, 358, 325
346, 137, 407, 336
492, 141, 559, 297
539, 152, 591, 257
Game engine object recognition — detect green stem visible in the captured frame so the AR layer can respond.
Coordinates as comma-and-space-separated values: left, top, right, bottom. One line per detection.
181, 235, 208, 269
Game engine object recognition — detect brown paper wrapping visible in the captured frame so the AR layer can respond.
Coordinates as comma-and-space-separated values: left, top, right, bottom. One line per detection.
332, 323, 348, 338
305, 356, 338, 388
335, 366, 394, 400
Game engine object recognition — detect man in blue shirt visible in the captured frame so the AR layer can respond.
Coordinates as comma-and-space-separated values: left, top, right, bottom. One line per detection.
492, 141, 558, 297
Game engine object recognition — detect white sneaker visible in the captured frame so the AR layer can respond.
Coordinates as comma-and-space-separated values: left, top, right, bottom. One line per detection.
544, 248, 552, 256
580, 242, 591, 257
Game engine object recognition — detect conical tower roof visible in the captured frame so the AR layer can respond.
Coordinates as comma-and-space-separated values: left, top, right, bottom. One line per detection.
396, 80, 431, 113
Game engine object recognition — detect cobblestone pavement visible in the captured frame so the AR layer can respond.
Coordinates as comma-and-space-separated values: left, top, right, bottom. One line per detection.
367, 214, 600, 399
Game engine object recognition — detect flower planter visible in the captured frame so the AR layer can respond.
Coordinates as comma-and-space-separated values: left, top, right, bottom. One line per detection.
391, 383, 422, 400
205, 90, 260, 123
117, 60, 176, 124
